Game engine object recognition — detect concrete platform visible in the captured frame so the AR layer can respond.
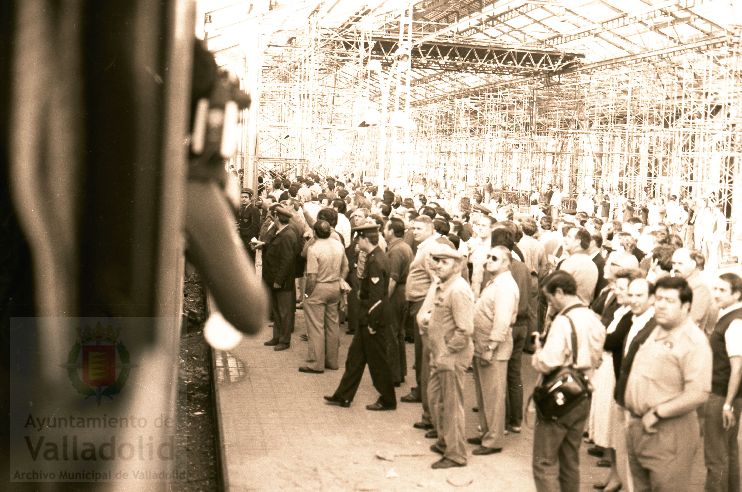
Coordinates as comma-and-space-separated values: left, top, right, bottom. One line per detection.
215, 309, 709, 491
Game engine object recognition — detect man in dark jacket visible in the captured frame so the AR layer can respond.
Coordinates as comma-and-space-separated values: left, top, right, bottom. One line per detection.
238, 188, 261, 261
262, 205, 299, 351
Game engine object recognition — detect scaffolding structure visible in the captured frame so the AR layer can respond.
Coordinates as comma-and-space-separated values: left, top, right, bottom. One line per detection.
203, 0, 742, 249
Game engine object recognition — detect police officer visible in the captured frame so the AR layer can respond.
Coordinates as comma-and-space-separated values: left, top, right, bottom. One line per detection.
324, 223, 397, 410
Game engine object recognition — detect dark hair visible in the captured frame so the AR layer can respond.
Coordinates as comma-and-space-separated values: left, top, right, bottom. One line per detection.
314, 219, 332, 239
689, 249, 706, 270
590, 233, 603, 248
387, 218, 405, 238
433, 218, 450, 236
592, 217, 604, 229
317, 207, 338, 228
380, 204, 391, 218
540, 216, 553, 230
490, 228, 515, 251
542, 270, 578, 296
447, 233, 461, 250
337, 189, 349, 199
371, 214, 385, 229
520, 218, 537, 237
664, 234, 684, 249
652, 245, 675, 272
654, 276, 693, 305
574, 228, 591, 250
499, 221, 522, 243
332, 198, 347, 214
420, 206, 437, 219
719, 272, 742, 296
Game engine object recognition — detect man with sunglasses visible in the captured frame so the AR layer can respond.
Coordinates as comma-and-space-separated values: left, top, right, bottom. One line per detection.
470, 246, 519, 456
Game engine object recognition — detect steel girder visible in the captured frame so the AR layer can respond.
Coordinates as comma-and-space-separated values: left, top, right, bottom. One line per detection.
327, 35, 583, 75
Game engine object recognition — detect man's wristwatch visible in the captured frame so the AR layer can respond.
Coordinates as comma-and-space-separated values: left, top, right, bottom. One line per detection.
723, 403, 734, 412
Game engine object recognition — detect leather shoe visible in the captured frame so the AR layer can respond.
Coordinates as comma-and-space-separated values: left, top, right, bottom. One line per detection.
366, 401, 396, 411
506, 425, 521, 434
274, 343, 290, 351
472, 406, 479, 412
413, 421, 434, 430
431, 457, 465, 469
425, 429, 438, 439
430, 444, 445, 455
466, 437, 482, 445
323, 395, 350, 408
588, 446, 605, 457
472, 446, 502, 456
263, 338, 279, 346
596, 459, 611, 468
298, 366, 323, 374
593, 483, 607, 490
299, 334, 308, 341
400, 390, 421, 403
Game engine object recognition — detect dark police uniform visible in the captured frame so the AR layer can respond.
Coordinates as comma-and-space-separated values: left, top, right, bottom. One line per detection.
331, 225, 396, 408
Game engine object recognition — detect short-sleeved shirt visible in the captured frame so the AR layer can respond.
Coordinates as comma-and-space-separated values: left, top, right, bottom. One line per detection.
387, 238, 413, 285
532, 303, 606, 377
623, 319, 712, 416
306, 238, 347, 283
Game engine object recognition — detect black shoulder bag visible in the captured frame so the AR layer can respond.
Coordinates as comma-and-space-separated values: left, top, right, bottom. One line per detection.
532, 307, 593, 421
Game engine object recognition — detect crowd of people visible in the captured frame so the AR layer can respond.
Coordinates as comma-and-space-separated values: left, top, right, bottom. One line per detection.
233, 171, 740, 490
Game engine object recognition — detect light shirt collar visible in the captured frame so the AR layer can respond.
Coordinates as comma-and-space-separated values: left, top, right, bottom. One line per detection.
719, 302, 742, 319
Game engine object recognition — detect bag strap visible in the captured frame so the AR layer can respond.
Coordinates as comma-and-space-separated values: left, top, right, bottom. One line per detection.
563, 314, 578, 367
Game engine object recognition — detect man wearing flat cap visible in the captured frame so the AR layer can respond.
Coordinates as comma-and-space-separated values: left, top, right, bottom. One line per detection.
325, 223, 397, 410
417, 242, 475, 468
262, 205, 300, 351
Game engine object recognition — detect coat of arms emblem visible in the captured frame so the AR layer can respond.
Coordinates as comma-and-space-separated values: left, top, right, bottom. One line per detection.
66, 323, 131, 404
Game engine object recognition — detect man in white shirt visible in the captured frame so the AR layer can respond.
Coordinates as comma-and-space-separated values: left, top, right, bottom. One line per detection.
705, 272, 742, 492
532, 270, 606, 491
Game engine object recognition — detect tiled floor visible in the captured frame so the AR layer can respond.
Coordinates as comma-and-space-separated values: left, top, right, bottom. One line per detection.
216, 309, 713, 491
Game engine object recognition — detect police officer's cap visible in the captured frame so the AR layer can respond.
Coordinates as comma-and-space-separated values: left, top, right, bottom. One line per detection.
429, 243, 463, 260
242, 188, 254, 197
352, 223, 379, 236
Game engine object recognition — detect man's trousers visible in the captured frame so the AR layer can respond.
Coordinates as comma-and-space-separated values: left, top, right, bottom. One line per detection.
506, 322, 528, 428
387, 286, 407, 384
270, 287, 295, 345
332, 323, 396, 407
472, 358, 507, 449
428, 365, 468, 465
532, 398, 589, 492
303, 281, 341, 372
626, 410, 698, 492
704, 394, 742, 492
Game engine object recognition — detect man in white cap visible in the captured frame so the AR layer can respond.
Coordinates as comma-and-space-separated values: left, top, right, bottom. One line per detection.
418, 243, 475, 469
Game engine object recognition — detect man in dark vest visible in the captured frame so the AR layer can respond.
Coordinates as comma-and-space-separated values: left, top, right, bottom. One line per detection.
705, 272, 742, 492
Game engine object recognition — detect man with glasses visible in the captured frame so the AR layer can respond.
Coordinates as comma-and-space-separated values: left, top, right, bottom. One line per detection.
469, 246, 519, 455
418, 243, 475, 468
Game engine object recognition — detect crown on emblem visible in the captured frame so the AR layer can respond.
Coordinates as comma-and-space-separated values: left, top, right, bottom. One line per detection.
77, 322, 120, 343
